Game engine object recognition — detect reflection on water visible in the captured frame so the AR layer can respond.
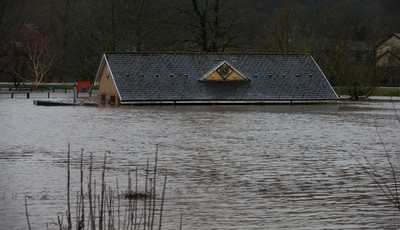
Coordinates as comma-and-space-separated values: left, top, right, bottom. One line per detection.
0, 99, 400, 229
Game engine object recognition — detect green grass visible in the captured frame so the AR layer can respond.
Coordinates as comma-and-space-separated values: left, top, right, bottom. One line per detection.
371, 87, 400, 97
334, 87, 400, 97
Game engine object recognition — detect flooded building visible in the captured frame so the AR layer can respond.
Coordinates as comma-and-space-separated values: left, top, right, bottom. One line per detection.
95, 53, 339, 105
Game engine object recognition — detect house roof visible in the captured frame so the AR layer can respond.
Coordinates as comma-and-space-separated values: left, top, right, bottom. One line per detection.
378, 33, 400, 47
377, 50, 400, 64
99, 53, 338, 103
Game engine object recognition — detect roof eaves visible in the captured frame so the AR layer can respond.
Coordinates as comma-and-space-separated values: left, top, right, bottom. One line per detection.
377, 33, 400, 47
97, 55, 124, 102
94, 54, 107, 84
377, 50, 400, 61
309, 55, 340, 100
109, 68, 123, 102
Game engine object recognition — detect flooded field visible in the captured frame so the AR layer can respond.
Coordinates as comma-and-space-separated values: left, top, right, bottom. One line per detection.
0, 98, 400, 229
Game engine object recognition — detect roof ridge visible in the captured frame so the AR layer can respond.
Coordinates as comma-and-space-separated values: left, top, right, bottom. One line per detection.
103, 51, 311, 56
378, 33, 400, 46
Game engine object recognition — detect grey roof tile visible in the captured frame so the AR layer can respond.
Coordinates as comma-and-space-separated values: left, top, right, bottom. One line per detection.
104, 53, 339, 102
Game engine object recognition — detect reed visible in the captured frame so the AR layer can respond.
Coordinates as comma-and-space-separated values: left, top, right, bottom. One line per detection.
67, 143, 72, 230
350, 104, 400, 213
25, 195, 32, 230
25, 145, 181, 229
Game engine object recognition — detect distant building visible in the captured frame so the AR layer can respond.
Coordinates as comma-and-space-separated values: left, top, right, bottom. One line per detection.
94, 53, 338, 105
376, 33, 400, 86
348, 41, 375, 62
377, 33, 400, 67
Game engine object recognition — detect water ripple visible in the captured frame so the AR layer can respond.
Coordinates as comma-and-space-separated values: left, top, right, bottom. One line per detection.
0, 100, 399, 229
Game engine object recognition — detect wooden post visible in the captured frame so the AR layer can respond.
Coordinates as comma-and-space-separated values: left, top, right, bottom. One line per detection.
11, 93, 13, 99
27, 93, 30, 99
73, 86, 77, 104
48, 92, 50, 98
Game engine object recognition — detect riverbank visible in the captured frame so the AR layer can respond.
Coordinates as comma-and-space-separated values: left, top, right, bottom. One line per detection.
339, 96, 400, 102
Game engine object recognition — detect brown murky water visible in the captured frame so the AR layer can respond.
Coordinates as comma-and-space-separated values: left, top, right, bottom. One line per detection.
0, 97, 400, 229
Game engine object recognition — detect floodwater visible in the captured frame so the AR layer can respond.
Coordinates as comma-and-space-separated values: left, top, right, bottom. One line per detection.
0, 96, 400, 229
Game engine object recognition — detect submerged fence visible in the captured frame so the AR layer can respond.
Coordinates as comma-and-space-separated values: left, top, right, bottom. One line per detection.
0, 89, 95, 99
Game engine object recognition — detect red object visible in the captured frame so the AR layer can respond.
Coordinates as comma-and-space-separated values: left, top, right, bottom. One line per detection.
76, 81, 91, 93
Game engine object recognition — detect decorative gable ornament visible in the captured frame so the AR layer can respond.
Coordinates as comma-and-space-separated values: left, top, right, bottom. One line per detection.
200, 61, 250, 81
217, 63, 233, 79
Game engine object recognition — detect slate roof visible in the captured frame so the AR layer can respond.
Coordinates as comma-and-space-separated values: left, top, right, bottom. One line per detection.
100, 53, 339, 103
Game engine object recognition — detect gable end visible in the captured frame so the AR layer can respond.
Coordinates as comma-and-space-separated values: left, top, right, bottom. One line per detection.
200, 61, 250, 82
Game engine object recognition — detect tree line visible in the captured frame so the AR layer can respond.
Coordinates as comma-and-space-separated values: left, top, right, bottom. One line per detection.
0, 0, 399, 95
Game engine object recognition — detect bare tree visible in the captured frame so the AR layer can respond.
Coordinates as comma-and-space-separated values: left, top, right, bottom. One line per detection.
92, 0, 150, 52
268, 1, 301, 53
311, 2, 379, 89
176, 0, 240, 52
350, 107, 400, 213
0, 41, 28, 88
12, 23, 56, 88
336, 54, 378, 100
0, 0, 27, 86
330, 15, 378, 100
48, 0, 78, 82
2, 0, 400, 83
123, 0, 149, 52
0, 0, 15, 57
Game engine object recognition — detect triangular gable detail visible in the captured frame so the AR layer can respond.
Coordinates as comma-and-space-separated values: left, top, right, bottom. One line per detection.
200, 61, 250, 81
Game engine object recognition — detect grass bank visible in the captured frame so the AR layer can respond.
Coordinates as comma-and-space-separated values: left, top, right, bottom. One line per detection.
334, 87, 400, 97
371, 87, 400, 96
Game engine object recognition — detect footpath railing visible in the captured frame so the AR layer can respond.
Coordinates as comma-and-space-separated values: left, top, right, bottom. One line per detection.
0, 88, 96, 99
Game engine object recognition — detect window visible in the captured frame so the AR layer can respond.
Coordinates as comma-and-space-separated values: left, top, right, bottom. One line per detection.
110, 96, 116, 105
